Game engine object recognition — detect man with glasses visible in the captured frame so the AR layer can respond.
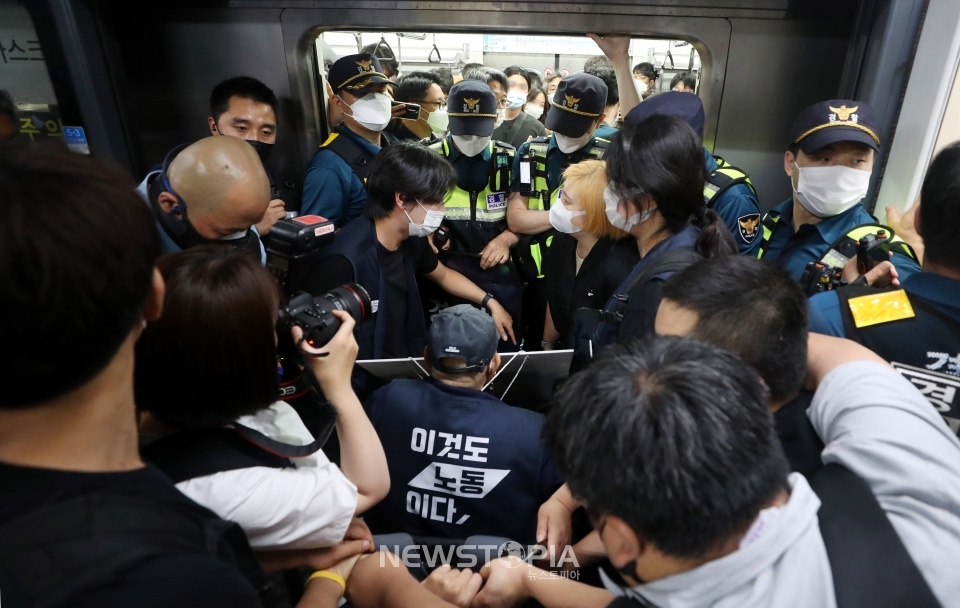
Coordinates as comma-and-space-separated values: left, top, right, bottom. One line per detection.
392, 71, 448, 144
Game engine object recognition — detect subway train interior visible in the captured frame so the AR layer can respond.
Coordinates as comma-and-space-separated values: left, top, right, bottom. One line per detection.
3, 0, 960, 607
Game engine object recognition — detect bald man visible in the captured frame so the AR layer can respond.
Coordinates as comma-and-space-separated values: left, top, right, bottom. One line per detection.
136, 136, 271, 261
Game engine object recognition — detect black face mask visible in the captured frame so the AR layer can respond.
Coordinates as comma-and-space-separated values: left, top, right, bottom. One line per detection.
147, 173, 262, 259
247, 139, 274, 163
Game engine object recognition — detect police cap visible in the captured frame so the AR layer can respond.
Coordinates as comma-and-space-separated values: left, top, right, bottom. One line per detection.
545, 72, 608, 138
790, 99, 880, 154
447, 80, 498, 137
624, 90, 705, 139
426, 304, 498, 374
329, 53, 392, 95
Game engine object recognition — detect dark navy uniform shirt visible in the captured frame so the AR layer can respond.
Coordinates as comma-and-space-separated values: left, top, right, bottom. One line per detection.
301, 126, 382, 227
704, 149, 762, 256
760, 198, 921, 282
809, 272, 960, 338
363, 377, 563, 545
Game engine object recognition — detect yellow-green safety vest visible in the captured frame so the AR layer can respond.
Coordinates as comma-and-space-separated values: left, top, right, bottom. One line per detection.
427, 138, 514, 223
703, 156, 756, 207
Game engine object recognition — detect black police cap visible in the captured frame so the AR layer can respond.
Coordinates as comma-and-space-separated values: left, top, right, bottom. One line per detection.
545, 72, 608, 137
329, 53, 391, 95
790, 99, 880, 154
447, 80, 498, 137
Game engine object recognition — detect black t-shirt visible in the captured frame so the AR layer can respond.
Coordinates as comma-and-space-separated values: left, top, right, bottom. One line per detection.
304, 238, 439, 358
0, 462, 260, 608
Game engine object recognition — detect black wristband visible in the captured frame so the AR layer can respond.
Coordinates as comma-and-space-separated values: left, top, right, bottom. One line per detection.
481, 293, 494, 308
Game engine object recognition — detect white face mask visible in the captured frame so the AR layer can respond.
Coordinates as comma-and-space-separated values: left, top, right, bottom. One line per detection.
603, 184, 654, 232
793, 162, 870, 218
524, 105, 544, 120
549, 193, 585, 234
340, 92, 392, 132
426, 108, 449, 134
405, 199, 445, 237
506, 90, 527, 109
494, 108, 506, 129
555, 131, 594, 154
451, 134, 491, 158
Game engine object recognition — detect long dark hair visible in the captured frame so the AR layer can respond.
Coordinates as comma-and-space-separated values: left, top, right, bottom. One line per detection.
135, 247, 281, 428
605, 114, 736, 258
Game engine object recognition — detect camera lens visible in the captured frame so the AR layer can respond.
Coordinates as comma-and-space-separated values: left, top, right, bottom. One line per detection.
322, 283, 372, 324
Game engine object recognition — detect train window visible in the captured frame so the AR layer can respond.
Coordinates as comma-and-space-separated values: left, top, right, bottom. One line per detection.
314, 31, 701, 135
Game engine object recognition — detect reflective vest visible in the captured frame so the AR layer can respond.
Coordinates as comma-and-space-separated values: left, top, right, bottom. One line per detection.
427, 138, 514, 254
522, 136, 610, 279
319, 130, 398, 183
756, 213, 918, 269
703, 156, 756, 207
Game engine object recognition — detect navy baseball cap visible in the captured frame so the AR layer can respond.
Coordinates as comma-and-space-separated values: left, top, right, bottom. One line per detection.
624, 91, 705, 139
545, 72, 608, 137
426, 304, 498, 374
329, 53, 391, 95
790, 99, 880, 153
447, 80, 498, 137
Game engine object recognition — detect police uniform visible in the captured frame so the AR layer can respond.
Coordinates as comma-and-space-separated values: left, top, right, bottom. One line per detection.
624, 91, 762, 254
756, 99, 920, 282
808, 273, 960, 435
301, 54, 397, 227
428, 81, 514, 255
362, 306, 562, 544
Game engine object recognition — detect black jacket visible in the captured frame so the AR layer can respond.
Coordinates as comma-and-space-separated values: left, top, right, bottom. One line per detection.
544, 235, 639, 346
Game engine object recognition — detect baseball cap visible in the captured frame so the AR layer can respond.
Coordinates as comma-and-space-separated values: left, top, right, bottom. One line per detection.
545, 72, 608, 137
328, 53, 391, 95
789, 99, 880, 154
624, 91, 705, 139
447, 80, 498, 137
426, 304, 498, 374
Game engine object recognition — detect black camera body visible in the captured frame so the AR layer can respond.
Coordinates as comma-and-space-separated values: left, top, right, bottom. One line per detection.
856, 230, 890, 275
800, 262, 848, 296
277, 284, 372, 359
265, 215, 336, 287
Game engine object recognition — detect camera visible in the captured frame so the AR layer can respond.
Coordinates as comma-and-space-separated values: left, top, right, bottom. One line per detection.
278, 284, 372, 357
856, 230, 890, 275
265, 215, 336, 288
433, 224, 451, 250
799, 262, 847, 296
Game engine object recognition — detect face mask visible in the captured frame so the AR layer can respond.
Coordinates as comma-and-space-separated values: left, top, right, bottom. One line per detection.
603, 184, 654, 232
451, 134, 491, 158
524, 105, 544, 120
340, 92, 392, 132
549, 195, 585, 234
247, 139, 273, 163
555, 131, 593, 154
494, 108, 505, 129
793, 162, 870, 218
426, 108, 449, 133
405, 200, 445, 237
506, 91, 527, 109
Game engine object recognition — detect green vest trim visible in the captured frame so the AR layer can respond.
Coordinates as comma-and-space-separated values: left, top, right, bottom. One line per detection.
703, 156, 756, 208
429, 139, 514, 222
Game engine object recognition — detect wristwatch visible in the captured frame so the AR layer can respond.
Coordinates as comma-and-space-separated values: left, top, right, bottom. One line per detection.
481, 293, 495, 309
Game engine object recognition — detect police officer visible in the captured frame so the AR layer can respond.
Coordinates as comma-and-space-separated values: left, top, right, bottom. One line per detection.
207, 76, 298, 232
809, 142, 960, 435
362, 305, 562, 545
507, 72, 611, 347
301, 53, 402, 227
625, 91, 762, 255
428, 80, 516, 264
293, 141, 515, 362
757, 99, 920, 283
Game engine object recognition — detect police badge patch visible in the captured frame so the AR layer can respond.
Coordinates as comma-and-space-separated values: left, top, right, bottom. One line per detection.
738, 213, 761, 243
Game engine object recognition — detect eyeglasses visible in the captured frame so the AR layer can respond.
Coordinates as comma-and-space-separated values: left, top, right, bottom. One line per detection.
420, 100, 447, 110
496, 98, 509, 109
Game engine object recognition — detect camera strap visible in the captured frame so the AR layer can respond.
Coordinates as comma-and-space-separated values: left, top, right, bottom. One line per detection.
231, 421, 334, 459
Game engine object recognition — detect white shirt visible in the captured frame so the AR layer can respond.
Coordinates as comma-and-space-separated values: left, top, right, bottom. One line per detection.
607, 362, 960, 608
175, 402, 358, 550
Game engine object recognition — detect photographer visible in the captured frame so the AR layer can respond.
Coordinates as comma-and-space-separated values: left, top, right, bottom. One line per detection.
137, 247, 390, 552
291, 141, 515, 362
137, 136, 272, 261
0, 142, 261, 606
